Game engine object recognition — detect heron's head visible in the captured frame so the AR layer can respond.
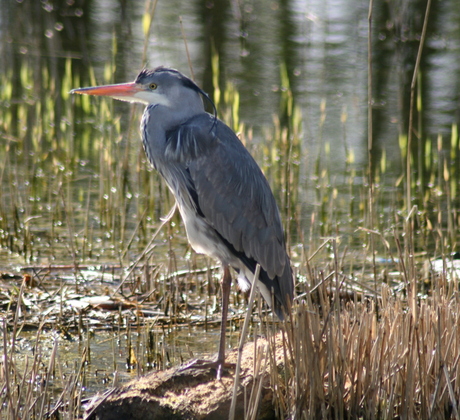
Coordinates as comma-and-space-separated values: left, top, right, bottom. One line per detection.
71, 67, 216, 115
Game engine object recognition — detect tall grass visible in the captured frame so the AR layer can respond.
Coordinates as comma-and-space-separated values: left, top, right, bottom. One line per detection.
1, 8, 460, 419
0, 55, 172, 267
275, 279, 460, 419
269, 180, 460, 418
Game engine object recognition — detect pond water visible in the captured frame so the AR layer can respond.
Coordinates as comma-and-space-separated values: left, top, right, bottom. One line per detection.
1, 0, 460, 411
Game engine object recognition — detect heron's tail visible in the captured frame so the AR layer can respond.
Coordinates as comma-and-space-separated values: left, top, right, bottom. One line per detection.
257, 258, 294, 321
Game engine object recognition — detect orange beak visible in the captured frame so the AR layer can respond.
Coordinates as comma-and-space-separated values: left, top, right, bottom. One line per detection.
70, 82, 143, 101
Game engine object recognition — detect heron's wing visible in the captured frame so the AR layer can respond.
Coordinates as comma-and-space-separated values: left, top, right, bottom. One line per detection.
165, 114, 289, 282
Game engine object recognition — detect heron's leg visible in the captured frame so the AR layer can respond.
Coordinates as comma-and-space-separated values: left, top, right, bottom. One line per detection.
178, 266, 233, 378
216, 265, 232, 379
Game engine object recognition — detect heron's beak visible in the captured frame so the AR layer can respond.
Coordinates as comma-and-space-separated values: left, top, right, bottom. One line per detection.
70, 82, 145, 103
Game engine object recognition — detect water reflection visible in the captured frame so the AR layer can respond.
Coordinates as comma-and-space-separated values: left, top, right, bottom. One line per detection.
1, 0, 459, 271
2, 0, 457, 173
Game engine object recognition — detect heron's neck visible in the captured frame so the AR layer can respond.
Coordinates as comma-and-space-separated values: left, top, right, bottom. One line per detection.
140, 105, 168, 169
140, 101, 206, 165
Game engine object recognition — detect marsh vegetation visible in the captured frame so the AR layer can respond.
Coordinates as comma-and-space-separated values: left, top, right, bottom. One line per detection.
1, 0, 460, 418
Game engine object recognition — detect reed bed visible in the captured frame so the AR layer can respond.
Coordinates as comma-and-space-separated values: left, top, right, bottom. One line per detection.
2, 65, 460, 417
273, 256, 460, 419
1, 6, 460, 418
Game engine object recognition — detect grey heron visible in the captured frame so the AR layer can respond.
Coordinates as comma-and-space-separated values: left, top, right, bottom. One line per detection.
71, 67, 293, 376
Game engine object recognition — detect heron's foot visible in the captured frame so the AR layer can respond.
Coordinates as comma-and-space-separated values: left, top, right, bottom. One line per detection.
178, 358, 235, 379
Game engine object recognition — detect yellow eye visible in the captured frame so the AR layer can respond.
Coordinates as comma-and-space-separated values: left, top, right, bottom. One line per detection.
149, 83, 157, 90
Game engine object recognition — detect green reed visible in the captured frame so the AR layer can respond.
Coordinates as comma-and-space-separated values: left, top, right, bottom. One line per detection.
2, 24, 460, 419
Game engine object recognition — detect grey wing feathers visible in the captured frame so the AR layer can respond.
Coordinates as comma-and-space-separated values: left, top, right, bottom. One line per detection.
166, 114, 288, 281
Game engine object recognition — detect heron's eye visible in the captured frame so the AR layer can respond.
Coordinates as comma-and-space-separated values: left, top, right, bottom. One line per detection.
149, 83, 157, 90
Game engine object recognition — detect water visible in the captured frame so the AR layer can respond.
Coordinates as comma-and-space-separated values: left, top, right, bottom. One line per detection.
1, 0, 460, 406
2, 1, 458, 144
10, 323, 232, 396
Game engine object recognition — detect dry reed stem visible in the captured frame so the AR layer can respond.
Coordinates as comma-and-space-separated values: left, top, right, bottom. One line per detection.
275, 286, 460, 419
230, 264, 260, 420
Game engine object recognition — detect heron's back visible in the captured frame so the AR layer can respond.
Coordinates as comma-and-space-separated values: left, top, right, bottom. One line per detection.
143, 109, 294, 317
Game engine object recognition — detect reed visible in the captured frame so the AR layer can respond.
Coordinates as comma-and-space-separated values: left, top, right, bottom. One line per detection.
269, 228, 460, 419
2, 78, 460, 418
2, 7, 460, 419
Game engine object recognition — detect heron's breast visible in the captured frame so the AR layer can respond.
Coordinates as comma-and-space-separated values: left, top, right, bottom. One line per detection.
176, 204, 239, 268
179, 205, 225, 257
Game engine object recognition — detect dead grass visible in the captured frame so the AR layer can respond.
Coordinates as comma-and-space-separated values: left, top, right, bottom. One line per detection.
272, 284, 460, 419
258, 220, 460, 420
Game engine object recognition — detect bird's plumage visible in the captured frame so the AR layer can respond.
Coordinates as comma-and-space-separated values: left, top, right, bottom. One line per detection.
161, 112, 293, 316
72, 66, 293, 318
